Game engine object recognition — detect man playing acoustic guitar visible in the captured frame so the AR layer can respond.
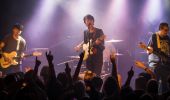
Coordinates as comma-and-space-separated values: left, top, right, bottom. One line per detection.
75, 14, 105, 76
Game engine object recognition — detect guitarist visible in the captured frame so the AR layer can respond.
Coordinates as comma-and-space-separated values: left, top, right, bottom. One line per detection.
75, 14, 105, 76
147, 22, 170, 93
0, 23, 26, 75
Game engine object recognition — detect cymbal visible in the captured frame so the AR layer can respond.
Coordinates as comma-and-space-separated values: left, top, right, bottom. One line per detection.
114, 53, 124, 56
139, 51, 147, 54
32, 48, 49, 50
106, 39, 123, 43
68, 56, 80, 59
57, 59, 76, 66
26, 48, 49, 52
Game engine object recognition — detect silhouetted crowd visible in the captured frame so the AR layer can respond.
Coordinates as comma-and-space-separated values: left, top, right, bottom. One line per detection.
0, 51, 170, 100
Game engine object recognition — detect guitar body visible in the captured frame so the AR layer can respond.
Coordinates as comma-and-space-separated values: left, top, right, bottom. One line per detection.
0, 51, 42, 69
82, 35, 106, 61
83, 42, 93, 61
0, 51, 18, 68
139, 42, 170, 65
149, 52, 170, 65
148, 53, 160, 64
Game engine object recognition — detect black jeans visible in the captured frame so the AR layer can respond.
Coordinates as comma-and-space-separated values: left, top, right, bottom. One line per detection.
86, 53, 103, 76
153, 64, 170, 93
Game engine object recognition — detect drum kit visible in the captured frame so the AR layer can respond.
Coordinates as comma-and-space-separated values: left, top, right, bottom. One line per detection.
24, 39, 147, 79
21, 39, 148, 81
56, 39, 125, 76
24, 39, 148, 78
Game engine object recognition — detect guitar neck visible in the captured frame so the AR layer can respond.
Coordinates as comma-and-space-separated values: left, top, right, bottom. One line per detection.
142, 45, 169, 58
24, 54, 33, 58
14, 54, 33, 59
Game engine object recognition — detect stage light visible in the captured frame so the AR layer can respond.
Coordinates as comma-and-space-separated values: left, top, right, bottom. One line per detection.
142, 0, 162, 23
102, 0, 128, 38
105, 0, 126, 22
64, 0, 94, 24
165, 0, 170, 9
25, 0, 62, 39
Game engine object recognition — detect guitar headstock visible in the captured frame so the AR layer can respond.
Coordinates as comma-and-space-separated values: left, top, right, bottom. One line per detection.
32, 51, 42, 56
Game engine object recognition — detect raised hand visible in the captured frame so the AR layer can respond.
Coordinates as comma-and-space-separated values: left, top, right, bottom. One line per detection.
73, 52, 84, 81
65, 63, 73, 85
128, 66, 134, 78
35, 56, 41, 67
110, 52, 119, 86
33, 57, 41, 76
46, 51, 53, 62
79, 51, 85, 60
110, 53, 116, 63
124, 66, 134, 87
65, 63, 71, 74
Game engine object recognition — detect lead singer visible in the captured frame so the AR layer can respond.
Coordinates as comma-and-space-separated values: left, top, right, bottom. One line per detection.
75, 14, 105, 76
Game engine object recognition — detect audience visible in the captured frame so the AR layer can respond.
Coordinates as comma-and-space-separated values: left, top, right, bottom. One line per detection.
0, 51, 169, 100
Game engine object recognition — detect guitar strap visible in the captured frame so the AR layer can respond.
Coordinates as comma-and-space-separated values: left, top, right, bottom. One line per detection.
156, 32, 161, 49
16, 36, 21, 51
16, 37, 21, 60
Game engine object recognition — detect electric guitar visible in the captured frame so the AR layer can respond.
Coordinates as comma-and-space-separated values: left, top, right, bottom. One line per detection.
0, 51, 42, 68
82, 35, 106, 61
139, 42, 170, 64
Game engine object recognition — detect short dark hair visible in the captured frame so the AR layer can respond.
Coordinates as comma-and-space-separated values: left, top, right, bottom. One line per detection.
159, 22, 169, 30
12, 23, 24, 31
83, 14, 94, 23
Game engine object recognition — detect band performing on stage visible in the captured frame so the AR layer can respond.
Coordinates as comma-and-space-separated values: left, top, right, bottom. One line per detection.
1, 14, 170, 97
74, 14, 105, 76
3, 0, 170, 99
